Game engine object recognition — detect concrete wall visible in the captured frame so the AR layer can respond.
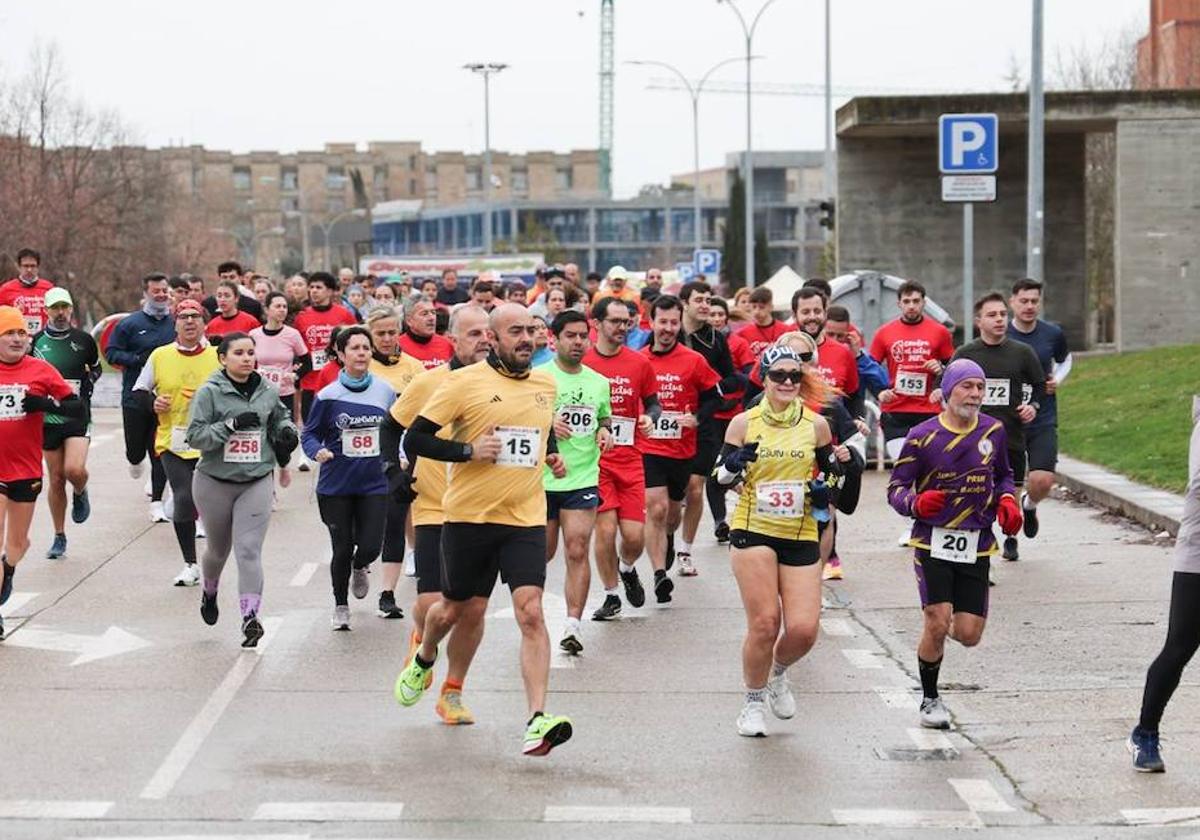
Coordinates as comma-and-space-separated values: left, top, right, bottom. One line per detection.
1115, 118, 1200, 349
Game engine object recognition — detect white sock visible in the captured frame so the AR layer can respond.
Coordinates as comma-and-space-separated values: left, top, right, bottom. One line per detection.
679, 540, 692, 555
1022, 492, 1037, 510
605, 585, 619, 595
619, 561, 635, 574
771, 661, 787, 678
565, 616, 582, 635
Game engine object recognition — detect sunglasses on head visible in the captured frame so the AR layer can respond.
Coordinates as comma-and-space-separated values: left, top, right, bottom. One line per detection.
766, 369, 804, 384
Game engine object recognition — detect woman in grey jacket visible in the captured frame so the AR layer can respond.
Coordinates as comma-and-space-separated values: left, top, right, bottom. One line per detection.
186, 332, 299, 647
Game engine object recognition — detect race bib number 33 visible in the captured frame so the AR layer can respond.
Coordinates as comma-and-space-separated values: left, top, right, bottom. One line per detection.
755, 481, 804, 517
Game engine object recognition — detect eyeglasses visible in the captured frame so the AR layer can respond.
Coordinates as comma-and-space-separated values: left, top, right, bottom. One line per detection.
603, 317, 632, 327
766, 370, 804, 384
176, 313, 204, 321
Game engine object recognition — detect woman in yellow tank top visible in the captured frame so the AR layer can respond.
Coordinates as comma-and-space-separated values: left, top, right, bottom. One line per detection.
713, 345, 838, 738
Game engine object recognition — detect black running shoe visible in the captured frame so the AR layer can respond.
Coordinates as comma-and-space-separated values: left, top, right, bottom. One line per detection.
1, 559, 14, 607
1002, 536, 1019, 562
559, 633, 583, 655
241, 613, 264, 648
1021, 493, 1039, 538
665, 533, 676, 571
654, 570, 674, 604
715, 521, 731, 544
200, 590, 219, 626
377, 590, 404, 619
591, 594, 622, 621
619, 568, 646, 608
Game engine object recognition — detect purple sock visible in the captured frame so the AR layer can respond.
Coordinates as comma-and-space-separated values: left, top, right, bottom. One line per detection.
203, 577, 218, 595
239, 594, 262, 618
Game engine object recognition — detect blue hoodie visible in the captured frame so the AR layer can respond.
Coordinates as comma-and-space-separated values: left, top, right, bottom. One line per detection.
105, 308, 176, 407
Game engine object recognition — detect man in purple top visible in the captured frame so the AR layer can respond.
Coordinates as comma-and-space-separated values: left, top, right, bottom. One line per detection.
887, 359, 1024, 730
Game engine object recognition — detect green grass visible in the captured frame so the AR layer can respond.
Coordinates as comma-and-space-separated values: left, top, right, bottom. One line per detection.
1058, 344, 1200, 493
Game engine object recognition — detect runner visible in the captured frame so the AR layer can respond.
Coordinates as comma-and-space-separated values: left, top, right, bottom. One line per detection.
582, 296, 661, 621
708, 297, 756, 544
293, 272, 358, 471
205, 279, 262, 338
1006, 278, 1071, 543
132, 299, 220, 585
0, 306, 83, 639
249, 291, 311, 424
185, 332, 299, 647
0, 248, 55, 335
945, 292, 1045, 562
641, 295, 721, 602
734, 286, 792, 358
887, 359, 1023, 729
31, 288, 100, 559
398, 299, 454, 370
825, 305, 889, 402
540, 310, 612, 654
384, 305, 492, 724
393, 303, 574, 757
365, 306, 424, 619
105, 273, 177, 521
301, 326, 396, 630
715, 346, 836, 736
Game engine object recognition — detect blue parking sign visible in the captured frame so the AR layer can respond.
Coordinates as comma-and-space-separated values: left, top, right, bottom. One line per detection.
676, 262, 696, 283
939, 114, 998, 174
694, 249, 721, 276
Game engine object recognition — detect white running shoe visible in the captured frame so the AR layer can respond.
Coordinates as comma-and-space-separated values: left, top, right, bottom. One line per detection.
677, 552, 697, 576
129, 460, 146, 480
331, 605, 351, 631
766, 671, 797, 720
919, 696, 951, 730
736, 700, 768, 737
173, 564, 201, 587
351, 567, 370, 599
149, 501, 169, 523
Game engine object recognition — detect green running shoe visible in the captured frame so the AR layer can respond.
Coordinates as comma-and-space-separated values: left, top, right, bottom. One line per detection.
523, 712, 573, 756
394, 650, 436, 707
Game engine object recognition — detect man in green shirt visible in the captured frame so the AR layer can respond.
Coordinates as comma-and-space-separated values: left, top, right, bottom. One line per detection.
540, 310, 612, 656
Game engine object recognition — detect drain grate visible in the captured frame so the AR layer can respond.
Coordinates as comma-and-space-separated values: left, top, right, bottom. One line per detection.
874, 747, 960, 761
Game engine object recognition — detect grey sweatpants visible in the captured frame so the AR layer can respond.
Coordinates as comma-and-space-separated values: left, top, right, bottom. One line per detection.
193, 471, 273, 611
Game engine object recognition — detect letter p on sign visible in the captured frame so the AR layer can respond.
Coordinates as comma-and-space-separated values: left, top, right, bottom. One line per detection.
939, 113, 998, 174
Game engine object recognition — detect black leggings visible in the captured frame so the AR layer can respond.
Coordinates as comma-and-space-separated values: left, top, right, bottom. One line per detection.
706, 474, 728, 524
1139, 572, 1200, 732
160, 452, 198, 564
382, 495, 409, 564
318, 494, 387, 605
122, 406, 167, 501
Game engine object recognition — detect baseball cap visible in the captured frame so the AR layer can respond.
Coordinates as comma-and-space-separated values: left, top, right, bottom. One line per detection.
607, 265, 629, 283
44, 288, 73, 308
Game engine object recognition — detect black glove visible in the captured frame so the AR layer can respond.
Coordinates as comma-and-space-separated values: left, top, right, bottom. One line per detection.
724, 441, 759, 473
21, 394, 59, 414
718, 372, 745, 395
272, 426, 299, 465
386, 464, 417, 505
232, 411, 261, 431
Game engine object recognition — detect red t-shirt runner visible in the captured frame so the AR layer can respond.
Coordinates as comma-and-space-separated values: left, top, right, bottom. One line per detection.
733, 318, 793, 360
583, 344, 657, 467
868, 316, 955, 414
398, 332, 454, 370
810, 336, 859, 397
293, 304, 358, 391
0, 355, 74, 481
0, 278, 56, 335
204, 310, 261, 339
639, 342, 720, 460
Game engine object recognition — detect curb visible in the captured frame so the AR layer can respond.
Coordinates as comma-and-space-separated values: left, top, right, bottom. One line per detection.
1056, 454, 1184, 537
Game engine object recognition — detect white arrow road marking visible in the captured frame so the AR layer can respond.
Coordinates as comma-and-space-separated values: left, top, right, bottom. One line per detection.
4, 626, 151, 665
0, 590, 39, 616
289, 563, 320, 587
491, 590, 575, 669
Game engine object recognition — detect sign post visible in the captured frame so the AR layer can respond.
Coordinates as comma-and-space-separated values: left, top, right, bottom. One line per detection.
939, 113, 998, 340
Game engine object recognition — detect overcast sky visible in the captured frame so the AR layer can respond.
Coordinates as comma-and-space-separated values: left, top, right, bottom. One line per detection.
2, 0, 1146, 199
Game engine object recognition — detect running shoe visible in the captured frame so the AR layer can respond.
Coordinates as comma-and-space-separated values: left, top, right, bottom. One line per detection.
436, 690, 475, 725
129, 459, 145, 480
620, 568, 646, 608
766, 671, 796, 720
173, 564, 200, 587
591, 594, 622, 621
736, 700, 768, 737
677, 551, 697, 577
200, 590, 219, 625
1002, 536, 1020, 562
665, 533, 676, 571
149, 500, 169, 523
377, 590, 404, 619
919, 696, 951, 730
71, 490, 91, 524
241, 613, 264, 648
46, 533, 67, 560
559, 631, 583, 655
1021, 492, 1040, 538
822, 555, 844, 581
1128, 726, 1165, 773
351, 566, 370, 599
715, 521, 731, 544
654, 570, 674, 604
523, 712, 573, 756
403, 629, 434, 689
331, 605, 351, 631
395, 650, 436, 706
0, 558, 12, 605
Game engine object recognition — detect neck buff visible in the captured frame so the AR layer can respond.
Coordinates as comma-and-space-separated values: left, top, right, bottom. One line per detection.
760, 395, 802, 428
144, 299, 171, 318
338, 369, 372, 392
175, 336, 209, 356
487, 349, 529, 379
406, 330, 432, 345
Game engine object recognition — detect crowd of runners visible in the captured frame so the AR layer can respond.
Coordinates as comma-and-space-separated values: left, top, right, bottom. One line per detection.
0, 247, 1195, 770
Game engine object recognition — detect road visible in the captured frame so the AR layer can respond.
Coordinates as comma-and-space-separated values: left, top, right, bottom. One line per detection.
1, 408, 1197, 839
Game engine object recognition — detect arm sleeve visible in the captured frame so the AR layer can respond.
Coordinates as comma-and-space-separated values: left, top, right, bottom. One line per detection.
406, 416, 473, 462
857, 353, 890, 395
301, 395, 327, 458
85, 336, 102, 383
380, 414, 406, 470
104, 321, 143, 368
1052, 352, 1073, 385
713, 442, 745, 486
695, 386, 722, 423
49, 394, 87, 418
185, 385, 231, 451
886, 436, 922, 517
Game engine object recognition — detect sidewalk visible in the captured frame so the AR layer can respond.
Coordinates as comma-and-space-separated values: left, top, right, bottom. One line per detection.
1056, 454, 1185, 536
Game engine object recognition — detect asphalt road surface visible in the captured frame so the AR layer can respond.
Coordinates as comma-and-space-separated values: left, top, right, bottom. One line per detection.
2, 408, 1197, 839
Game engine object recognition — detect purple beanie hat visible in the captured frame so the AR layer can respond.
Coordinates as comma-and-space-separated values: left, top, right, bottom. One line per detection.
941, 358, 986, 399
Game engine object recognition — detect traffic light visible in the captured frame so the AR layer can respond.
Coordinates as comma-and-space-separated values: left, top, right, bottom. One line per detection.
818, 200, 836, 231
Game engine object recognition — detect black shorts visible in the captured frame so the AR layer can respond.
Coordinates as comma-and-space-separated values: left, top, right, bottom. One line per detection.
414, 524, 443, 595
881, 411, 936, 443
913, 550, 990, 618
0, 477, 43, 504
42, 420, 91, 450
643, 454, 691, 502
440, 522, 547, 601
730, 530, 819, 567
546, 487, 600, 520
1008, 446, 1028, 485
689, 419, 729, 477
1025, 425, 1058, 473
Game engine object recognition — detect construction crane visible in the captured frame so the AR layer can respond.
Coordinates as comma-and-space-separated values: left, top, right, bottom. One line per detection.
598, 0, 614, 196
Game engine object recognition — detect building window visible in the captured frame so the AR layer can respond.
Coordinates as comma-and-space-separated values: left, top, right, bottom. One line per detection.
409, 177, 417, 194
555, 168, 573, 191
373, 166, 388, 192
512, 170, 528, 192
328, 197, 346, 213
408, 154, 417, 171
281, 167, 298, 191
466, 169, 481, 191
233, 167, 252, 191
326, 166, 346, 190
280, 196, 299, 213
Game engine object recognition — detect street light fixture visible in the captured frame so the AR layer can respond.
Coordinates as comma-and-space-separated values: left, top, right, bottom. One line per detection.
627, 55, 757, 259
464, 62, 508, 257
318, 208, 367, 272
718, 0, 781, 289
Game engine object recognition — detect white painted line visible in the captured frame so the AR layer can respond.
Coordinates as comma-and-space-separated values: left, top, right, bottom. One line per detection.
254, 617, 284, 657
819, 617, 856, 637
1122, 807, 1200, 826
0, 591, 38, 616
0, 800, 113, 819
874, 687, 920, 710
907, 727, 953, 751
82, 836, 310, 840
89, 433, 114, 449
254, 801, 404, 821
949, 778, 1015, 813
544, 806, 692, 823
140, 618, 285, 799
842, 648, 884, 669
832, 808, 983, 828
289, 563, 319, 587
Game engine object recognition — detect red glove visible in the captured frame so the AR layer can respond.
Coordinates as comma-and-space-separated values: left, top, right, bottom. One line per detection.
996, 494, 1023, 536
912, 490, 947, 519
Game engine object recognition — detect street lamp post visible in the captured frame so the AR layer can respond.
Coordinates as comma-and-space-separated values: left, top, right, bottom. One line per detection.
318, 208, 367, 272
627, 56, 753, 258
464, 62, 508, 257
718, 0, 780, 289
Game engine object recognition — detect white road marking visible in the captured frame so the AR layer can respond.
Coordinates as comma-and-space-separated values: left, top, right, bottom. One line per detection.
89, 433, 114, 449
0, 800, 113, 819
819, 617, 856, 637
140, 617, 285, 799
949, 778, 1015, 813
289, 562, 319, 587
253, 801, 404, 821
0, 590, 38, 616
907, 727, 953, 751
82, 836, 310, 840
1122, 807, 1200, 826
3, 626, 151, 665
874, 687, 920, 710
492, 590, 576, 669
832, 808, 983, 828
842, 648, 884, 669
543, 806, 692, 823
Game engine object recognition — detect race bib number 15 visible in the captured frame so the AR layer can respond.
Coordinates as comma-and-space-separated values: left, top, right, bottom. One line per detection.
495, 426, 541, 468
